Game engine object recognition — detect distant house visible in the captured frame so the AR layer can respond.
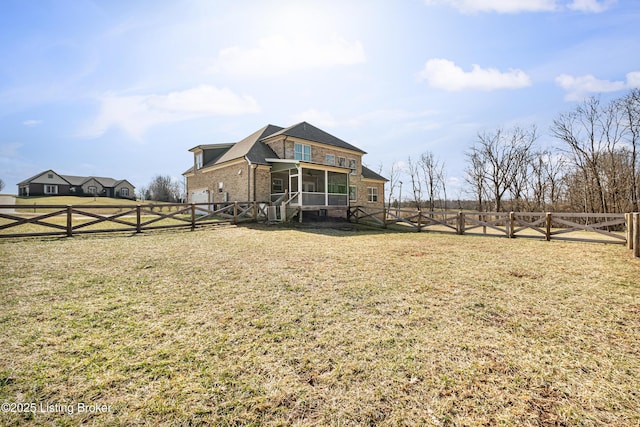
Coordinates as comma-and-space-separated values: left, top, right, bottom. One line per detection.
17, 170, 135, 199
183, 122, 387, 219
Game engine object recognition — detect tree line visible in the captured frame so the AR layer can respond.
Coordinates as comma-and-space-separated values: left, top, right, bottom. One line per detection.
384, 89, 640, 214
138, 175, 184, 203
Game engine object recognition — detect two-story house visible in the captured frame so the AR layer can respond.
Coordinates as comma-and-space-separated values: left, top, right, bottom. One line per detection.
183, 122, 387, 220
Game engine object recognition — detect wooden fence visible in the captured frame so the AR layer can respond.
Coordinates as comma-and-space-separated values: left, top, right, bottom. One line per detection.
0, 201, 268, 238
348, 207, 640, 258
2, 202, 639, 258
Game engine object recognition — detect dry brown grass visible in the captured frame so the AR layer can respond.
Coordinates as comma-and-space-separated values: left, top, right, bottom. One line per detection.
1, 224, 639, 426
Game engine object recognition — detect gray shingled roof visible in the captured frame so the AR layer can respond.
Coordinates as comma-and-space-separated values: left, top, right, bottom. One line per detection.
216, 124, 282, 165
361, 165, 388, 181
261, 122, 366, 154
18, 170, 134, 188
184, 122, 371, 174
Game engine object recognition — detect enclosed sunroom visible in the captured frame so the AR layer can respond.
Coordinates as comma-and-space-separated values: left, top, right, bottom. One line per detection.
268, 159, 351, 210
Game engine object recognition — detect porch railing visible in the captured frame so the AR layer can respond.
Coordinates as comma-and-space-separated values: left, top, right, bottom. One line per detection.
272, 192, 347, 206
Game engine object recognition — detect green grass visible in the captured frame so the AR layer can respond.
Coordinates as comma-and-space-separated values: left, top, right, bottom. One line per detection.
1, 225, 639, 425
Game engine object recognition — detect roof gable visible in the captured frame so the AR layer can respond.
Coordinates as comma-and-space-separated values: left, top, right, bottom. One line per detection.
18, 170, 70, 186
261, 122, 366, 154
203, 124, 282, 166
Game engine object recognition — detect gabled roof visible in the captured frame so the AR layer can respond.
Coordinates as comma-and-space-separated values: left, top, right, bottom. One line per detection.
18, 170, 134, 188
17, 169, 62, 186
216, 124, 282, 165
362, 165, 388, 182
261, 122, 366, 154
184, 122, 370, 174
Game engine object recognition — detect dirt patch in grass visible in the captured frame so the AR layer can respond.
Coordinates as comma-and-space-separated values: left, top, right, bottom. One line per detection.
1, 225, 639, 425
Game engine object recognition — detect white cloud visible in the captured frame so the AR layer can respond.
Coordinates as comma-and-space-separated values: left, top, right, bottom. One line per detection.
417, 59, 532, 91
22, 119, 42, 127
567, 0, 615, 13
425, 0, 613, 13
555, 72, 640, 101
210, 34, 366, 76
79, 85, 260, 140
424, 0, 557, 13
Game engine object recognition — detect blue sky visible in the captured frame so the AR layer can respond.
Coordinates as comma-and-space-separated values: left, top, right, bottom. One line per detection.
1, 0, 639, 198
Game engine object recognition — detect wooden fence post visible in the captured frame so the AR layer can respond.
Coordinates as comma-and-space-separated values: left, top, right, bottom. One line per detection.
509, 212, 515, 238
417, 210, 422, 232
545, 212, 552, 241
66, 205, 73, 237
634, 213, 640, 258
136, 205, 142, 233
626, 213, 633, 250
191, 204, 196, 231
233, 201, 238, 224
382, 207, 387, 229
253, 201, 258, 222
457, 211, 464, 235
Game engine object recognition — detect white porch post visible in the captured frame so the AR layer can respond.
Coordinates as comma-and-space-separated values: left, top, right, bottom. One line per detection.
325, 170, 329, 206
297, 165, 302, 199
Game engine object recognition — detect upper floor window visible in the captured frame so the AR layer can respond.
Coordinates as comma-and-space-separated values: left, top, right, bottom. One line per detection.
337, 157, 346, 168
294, 143, 311, 161
195, 153, 203, 169
367, 187, 378, 203
349, 159, 357, 175
325, 154, 335, 166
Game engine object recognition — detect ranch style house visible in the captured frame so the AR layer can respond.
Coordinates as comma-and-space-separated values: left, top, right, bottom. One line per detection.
17, 169, 136, 199
183, 122, 387, 219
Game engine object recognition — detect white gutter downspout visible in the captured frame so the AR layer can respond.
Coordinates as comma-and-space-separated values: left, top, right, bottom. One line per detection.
246, 157, 252, 201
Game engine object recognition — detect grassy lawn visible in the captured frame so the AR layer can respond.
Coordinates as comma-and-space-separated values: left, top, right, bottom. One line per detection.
1, 225, 639, 425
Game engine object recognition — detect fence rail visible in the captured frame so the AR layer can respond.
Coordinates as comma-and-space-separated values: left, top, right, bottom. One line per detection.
349, 207, 640, 258
0, 201, 268, 238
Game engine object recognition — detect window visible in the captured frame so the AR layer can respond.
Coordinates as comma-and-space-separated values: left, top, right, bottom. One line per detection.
195, 153, 203, 169
88, 186, 97, 194
325, 154, 335, 166
349, 159, 357, 175
272, 178, 284, 192
294, 143, 311, 161
218, 182, 224, 193
121, 188, 129, 197
47, 173, 54, 179
337, 157, 346, 168
349, 186, 357, 202
367, 187, 378, 203
44, 185, 58, 195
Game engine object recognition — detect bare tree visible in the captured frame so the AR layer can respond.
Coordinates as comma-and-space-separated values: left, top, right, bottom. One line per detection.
407, 156, 423, 210
385, 161, 402, 211
551, 96, 637, 213
619, 89, 640, 211
436, 161, 448, 210
0, 178, 4, 193
419, 151, 444, 211
465, 149, 487, 211
466, 126, 537, 212
146, 175, 182, 202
